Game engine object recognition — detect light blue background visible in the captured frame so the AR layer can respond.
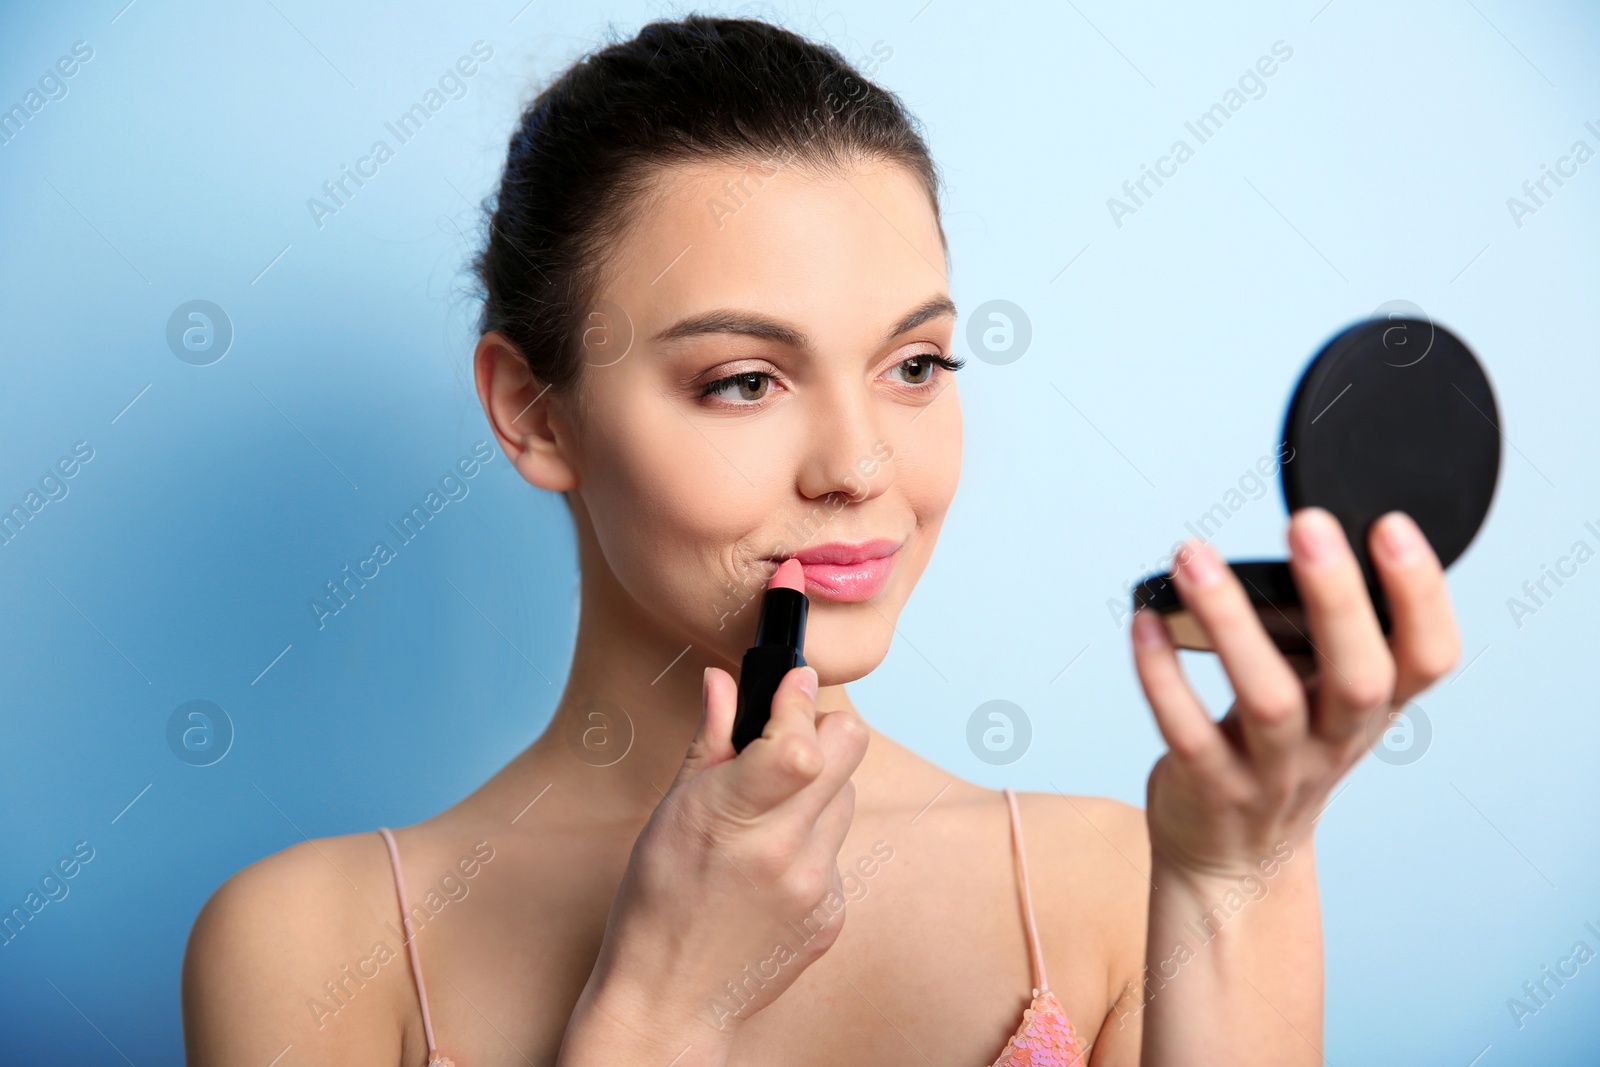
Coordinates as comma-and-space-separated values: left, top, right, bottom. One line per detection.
2, 1, 1596, 1063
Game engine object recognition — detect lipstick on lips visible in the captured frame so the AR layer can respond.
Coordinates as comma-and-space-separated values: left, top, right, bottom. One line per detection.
789, 538, 900, 602
731, 558, 809, 753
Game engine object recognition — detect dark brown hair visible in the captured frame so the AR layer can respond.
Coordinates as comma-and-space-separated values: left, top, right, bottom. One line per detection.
470, 14, 944, 400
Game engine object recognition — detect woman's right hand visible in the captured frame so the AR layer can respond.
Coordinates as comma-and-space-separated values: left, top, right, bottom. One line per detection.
558, 663, 869, 1066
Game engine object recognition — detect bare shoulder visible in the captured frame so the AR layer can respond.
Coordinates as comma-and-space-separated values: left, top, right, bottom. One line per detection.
1015, 790, 1150, 883
182, 830, 408, 1066
1009, 791, 1150, 1010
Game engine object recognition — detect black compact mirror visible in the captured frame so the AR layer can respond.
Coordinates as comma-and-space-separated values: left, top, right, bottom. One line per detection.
1132, 316, 1501, 654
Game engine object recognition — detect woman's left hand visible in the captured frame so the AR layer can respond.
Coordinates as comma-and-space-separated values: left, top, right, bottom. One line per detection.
1132, 505, 1462, 881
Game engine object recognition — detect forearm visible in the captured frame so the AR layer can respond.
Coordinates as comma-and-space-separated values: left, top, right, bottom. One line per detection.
1136, 835, 1324, 1065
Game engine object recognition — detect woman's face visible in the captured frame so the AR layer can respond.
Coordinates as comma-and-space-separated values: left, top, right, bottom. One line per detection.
554, 157, 961, 685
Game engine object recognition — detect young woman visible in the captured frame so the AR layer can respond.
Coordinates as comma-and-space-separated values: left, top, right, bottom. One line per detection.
182, 15, 1461, 1067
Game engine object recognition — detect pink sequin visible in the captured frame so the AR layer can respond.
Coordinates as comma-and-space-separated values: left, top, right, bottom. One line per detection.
990, 987, 1087, 1067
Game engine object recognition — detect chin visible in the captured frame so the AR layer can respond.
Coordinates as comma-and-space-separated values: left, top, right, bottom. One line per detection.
801, 603, 895, 686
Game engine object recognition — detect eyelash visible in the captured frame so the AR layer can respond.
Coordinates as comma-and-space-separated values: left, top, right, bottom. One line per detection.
696, 352, 967, 405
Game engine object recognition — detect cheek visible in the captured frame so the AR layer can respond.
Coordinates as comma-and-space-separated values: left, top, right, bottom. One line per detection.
577, 396, 784, 636
883, 403, 960, 600
897, 401, 962, 525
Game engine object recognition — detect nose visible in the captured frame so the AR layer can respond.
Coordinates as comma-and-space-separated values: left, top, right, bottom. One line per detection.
794, 383, 895, 505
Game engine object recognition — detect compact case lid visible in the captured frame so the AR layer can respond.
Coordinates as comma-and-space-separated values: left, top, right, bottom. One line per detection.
1280, 316, 1500, 584
1133, 316, 1501, 650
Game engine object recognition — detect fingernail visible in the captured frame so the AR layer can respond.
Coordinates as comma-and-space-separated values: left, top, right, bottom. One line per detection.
1132, 609, 1171, 649
797, 666, 818, 700
1293, 507, 1344, 569
702, 666, 711, 706
1177, 539, 1223, 588
1376, 511, 1425, 564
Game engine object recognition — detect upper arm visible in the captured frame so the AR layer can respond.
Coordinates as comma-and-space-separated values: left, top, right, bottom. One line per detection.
181, 837, 402, 1066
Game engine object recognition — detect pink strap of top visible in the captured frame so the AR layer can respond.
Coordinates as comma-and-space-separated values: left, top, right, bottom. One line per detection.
1003, 787, 1050, 992
378, 799, 1045, 1063
377, 827, 441, 1060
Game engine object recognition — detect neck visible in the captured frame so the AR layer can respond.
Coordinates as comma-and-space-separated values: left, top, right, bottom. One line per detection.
493, 511, 896, 827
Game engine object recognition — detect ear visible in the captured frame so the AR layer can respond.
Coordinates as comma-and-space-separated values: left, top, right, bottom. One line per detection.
474, 331, 577, 493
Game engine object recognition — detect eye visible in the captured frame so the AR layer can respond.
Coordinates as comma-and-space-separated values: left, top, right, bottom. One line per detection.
886, 351, 965, 387
698, 370, 775, 405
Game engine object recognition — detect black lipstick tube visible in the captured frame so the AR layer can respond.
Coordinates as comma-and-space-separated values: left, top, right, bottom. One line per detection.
731, 584, 809, 753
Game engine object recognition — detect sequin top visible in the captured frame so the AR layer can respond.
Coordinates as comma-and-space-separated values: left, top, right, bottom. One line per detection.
377, 787, 1086, 1066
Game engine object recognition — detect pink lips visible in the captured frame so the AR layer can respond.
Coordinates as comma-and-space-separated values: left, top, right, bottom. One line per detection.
774, 538, 901, 602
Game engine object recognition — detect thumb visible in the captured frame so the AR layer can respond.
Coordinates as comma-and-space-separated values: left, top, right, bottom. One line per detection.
675, 666, 738, 785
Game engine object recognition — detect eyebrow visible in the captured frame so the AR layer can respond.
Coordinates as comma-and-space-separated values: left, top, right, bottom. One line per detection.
651, 295, 958, 351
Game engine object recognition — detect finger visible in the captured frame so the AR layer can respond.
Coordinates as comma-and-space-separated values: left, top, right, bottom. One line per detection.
1286, 507, 1396, 743
674, 666, 739, 786
764, 664, 823, 742
719, 666, 825, 819
815, 707, 870, 793
774, 705, 869, 827
795, 782, 856, 937
1170, 537, 1308, 770
1130, 607, 1246, 788
806, 777, 857, 866
1368, 510, 1460, 705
